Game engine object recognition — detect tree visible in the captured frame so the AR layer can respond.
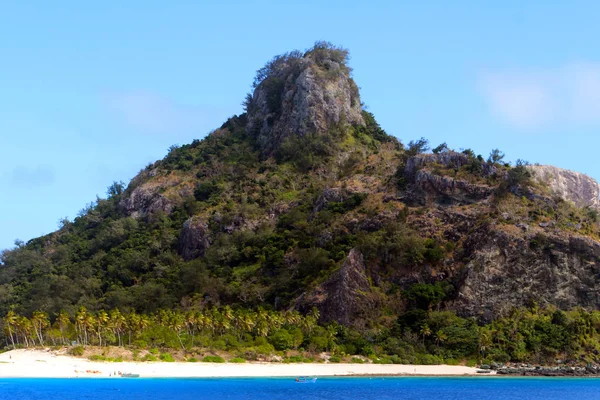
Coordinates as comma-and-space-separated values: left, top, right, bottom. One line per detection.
419, 324, 431, 345
432, 142, 448, 154
5, 311, 17, 349
31, 311, 49, 346
75, 306, 89, 345
110, 309, 125, 347
57, 310, 71, 345
487, 149, 505, 165
96, 310, 109, 346
106, 181, 125, 198
406, 137, 430, 157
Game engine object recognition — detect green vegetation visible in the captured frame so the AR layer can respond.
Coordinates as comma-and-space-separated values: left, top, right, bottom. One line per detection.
2, 299, 600, 365
202, 355, 225, 363
1, 43, 600, 368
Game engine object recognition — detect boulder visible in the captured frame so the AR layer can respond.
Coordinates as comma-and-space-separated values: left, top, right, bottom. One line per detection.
119, 186, 173, 218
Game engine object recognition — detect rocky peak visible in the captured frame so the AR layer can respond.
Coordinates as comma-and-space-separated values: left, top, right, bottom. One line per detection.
246, 43, 364, 155
529, 165, 600, 209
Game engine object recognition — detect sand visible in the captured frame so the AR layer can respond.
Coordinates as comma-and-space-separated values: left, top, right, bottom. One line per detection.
0, 349, 488, 378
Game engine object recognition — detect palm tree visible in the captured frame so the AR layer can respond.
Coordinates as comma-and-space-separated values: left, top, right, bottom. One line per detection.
75, 306, 88, 345
31, 311, 49, 346
17, 316, 33, 347
126, 312, 140, 346
5, 311, 17, 349
419, 324, 431, 346
109, 309, 125, 347
96, 310, 109, 346
57, 311, 71, 345
84, 314, 96, 345
478, 327, 493, 358
434, 329, 448, 349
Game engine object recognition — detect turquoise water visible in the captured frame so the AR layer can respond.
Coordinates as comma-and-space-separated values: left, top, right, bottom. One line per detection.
1, 377, 600, 399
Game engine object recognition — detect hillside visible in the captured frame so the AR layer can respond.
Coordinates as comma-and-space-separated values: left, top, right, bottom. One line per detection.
3, 42, 600, 365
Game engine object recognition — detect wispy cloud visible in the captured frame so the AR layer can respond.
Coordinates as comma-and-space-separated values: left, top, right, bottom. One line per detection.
479, 63, 600, 130
9, 166, 55, 188
107, 91, 237, 134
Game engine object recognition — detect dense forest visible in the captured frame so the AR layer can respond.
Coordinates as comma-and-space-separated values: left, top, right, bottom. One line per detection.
3, 42, 600, 366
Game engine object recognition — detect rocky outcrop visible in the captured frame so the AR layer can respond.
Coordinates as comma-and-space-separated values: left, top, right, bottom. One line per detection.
529, 165, 600, 209
119, 186, 173, 218
411, 170, 494, 205
405, 152, 498, 178
404, 152, 496, 205
296, 248, 373, 326
451, 226, 600, 321
313, 188, 346, 213
178, 217, 210, 261
246, 46, 364, 154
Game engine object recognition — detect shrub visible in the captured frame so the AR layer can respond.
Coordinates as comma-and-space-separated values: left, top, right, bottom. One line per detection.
229, 357, 246, 363
160, 353, 175, 362
70, 346, 84, 357
286, 355, 304, 363
187, 358, 198, 363
202, 355, 225, 363
373, 357, 393, 364
149, 348, 159, 355
328, 356, 341, 363
351, 357, 364, 364
142, 354, 158, 362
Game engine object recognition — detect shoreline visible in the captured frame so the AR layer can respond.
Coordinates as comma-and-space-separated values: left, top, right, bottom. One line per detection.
0, 349, 485, 379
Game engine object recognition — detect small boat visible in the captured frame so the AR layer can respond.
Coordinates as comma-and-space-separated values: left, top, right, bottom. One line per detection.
121, 373, 140, 378
295, 376, 317, 383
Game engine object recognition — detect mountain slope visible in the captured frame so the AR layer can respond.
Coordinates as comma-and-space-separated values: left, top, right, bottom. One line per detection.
2, 42, 600, 334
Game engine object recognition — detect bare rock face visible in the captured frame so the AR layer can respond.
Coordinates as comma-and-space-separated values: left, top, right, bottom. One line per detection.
246, 46, 364, 155
296, 248, 373, 326
119, 186, 173, 218
411, 170, 494, 205
529, 165, 600, 209
404, 152, 496, 205
178, 217, 210, 261
450, 226, 600, 321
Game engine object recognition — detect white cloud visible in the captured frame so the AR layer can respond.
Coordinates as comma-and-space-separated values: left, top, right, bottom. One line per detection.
479, 63, 600, 130
108, 92, 237, 134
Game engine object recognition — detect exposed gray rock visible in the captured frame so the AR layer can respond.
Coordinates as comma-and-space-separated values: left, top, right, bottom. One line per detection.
178, 217, 210, 261
404, 152, 497, 205
313, 187, 345, 213
295, 248, 373, 326
119, 186, 173, 218
451, 227, 600, 321
247, 49, 364, 155
411, 169, 494, 205
405, 152, 498, 179
529, 165, 600, 209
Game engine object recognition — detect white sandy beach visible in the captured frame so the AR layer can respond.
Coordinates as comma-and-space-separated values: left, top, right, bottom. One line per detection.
0, 349, 488, 378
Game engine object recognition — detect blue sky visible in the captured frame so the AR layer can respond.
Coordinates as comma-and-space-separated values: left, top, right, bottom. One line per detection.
2, 0, 600, 250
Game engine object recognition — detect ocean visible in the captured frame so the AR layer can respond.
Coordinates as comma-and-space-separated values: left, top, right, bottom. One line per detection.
1, 377, 600, 399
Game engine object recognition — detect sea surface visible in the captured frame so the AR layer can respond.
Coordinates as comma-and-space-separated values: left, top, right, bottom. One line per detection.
1, 377, 600, 400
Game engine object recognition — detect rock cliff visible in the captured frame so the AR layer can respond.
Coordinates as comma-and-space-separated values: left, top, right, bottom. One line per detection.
529, 165, 600, 209
295, 248, 374, 325
246, 44, 364, 155
451, 224, 600, 321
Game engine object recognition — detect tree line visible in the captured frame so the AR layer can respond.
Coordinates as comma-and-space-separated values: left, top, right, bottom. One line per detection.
4, 304, 600, 366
